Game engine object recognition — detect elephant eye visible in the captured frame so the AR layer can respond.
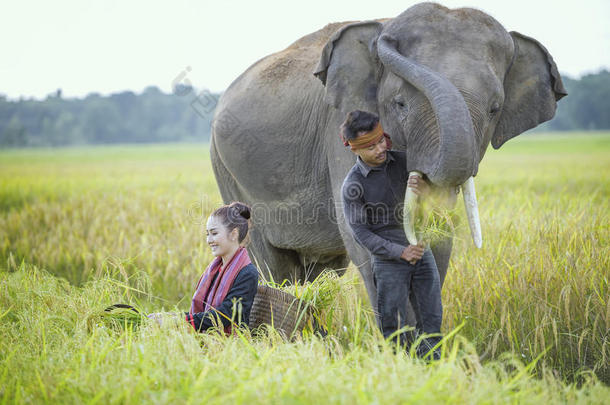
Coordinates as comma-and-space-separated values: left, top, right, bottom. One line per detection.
489, 102, 501, 115
393, 95, 406, 108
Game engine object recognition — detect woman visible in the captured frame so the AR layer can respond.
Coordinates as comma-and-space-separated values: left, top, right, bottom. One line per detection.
149, 202, 258, 333
184, 202, 259, 333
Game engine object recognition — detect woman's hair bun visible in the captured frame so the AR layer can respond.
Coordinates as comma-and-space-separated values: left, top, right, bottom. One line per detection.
212, 201, 252, 244
230, 202, 251, 220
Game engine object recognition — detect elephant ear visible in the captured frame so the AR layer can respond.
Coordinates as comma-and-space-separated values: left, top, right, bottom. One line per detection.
313, 21, 383, 114
492, 31, 568, 149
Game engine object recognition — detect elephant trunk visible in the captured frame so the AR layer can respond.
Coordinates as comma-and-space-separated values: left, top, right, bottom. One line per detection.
376, 33, 478, 186
377, 34, 482, 248
402, 173, 483, 248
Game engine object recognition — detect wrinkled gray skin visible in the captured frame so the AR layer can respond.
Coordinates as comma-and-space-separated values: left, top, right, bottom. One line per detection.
210, 3, 566, 320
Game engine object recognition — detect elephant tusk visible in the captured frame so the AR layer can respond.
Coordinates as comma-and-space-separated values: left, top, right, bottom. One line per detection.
460, 176, 482, 248
403, 171, 422, 246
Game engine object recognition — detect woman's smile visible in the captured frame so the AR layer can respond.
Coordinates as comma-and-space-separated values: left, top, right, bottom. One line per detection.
206, 215, 240, 263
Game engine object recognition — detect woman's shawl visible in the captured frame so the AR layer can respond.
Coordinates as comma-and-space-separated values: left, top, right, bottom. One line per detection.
188, 246, 252, 331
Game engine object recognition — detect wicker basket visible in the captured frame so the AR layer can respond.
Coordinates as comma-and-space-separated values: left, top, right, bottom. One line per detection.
248, 285, 309, 338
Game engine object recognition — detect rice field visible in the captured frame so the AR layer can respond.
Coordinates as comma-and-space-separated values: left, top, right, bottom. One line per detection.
1, 132, 609, 403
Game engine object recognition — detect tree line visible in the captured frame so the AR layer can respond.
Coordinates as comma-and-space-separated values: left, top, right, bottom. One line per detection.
1, 70, 608, 147
540, 70, 610, 131
0, 85, 218, 147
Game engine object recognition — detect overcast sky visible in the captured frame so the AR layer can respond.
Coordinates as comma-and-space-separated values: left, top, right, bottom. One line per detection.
1, 0, 609, 100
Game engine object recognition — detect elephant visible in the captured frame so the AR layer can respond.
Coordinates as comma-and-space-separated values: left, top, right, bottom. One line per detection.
209, 2, 566, 319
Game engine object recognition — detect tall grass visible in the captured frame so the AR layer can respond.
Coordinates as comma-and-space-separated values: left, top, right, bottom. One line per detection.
1, 133, 609, 402
444, 133, 609, 382
1, 264, 607, 404
0, 143, 220, 304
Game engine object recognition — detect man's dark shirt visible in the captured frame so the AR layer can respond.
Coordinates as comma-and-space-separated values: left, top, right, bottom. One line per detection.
185, 263, 258, 331
341, 151, 410, 260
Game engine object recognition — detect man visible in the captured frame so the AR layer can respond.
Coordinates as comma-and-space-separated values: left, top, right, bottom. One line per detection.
340, 110, 442, 358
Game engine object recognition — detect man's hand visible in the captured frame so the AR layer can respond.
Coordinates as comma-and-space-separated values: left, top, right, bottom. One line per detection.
407, 174, 430, 196
401, 243, 425, 265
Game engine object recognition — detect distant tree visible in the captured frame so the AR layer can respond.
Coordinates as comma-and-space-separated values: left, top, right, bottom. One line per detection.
543, 70, 610, 131
0, 116, 28, 147
0, 86, 220, 147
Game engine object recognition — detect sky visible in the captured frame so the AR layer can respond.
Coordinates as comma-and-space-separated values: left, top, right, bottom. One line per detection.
1, 0, 609, 100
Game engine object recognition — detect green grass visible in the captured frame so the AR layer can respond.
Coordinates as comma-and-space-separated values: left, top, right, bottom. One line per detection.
444, 132, 610, 382
1, 132, 609, 403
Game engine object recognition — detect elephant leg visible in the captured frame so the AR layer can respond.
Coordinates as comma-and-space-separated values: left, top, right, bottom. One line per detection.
357, 257, 378, 326
406, 292, 420, 330
339, 225, 378, 316
246, 225, 303, 283
346, 243, 377, 314
297, 253, 350, 282
430, 236, 453, 288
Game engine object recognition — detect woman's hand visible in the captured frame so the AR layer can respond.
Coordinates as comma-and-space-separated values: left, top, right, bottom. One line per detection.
147, 312, 179, 326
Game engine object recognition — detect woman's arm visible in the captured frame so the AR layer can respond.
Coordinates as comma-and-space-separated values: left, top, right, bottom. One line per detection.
185, 266, 258, 332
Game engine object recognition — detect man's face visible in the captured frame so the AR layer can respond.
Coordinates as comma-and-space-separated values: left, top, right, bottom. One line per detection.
353, 133, 388, 167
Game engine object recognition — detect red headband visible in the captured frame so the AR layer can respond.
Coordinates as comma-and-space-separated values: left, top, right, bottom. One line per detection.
340, 122, 392, 150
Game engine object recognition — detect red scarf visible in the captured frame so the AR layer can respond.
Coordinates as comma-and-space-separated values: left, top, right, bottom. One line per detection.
188, 247, 252, 333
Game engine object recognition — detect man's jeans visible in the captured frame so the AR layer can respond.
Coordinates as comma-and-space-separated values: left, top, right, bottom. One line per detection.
373, 249, 443, 353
